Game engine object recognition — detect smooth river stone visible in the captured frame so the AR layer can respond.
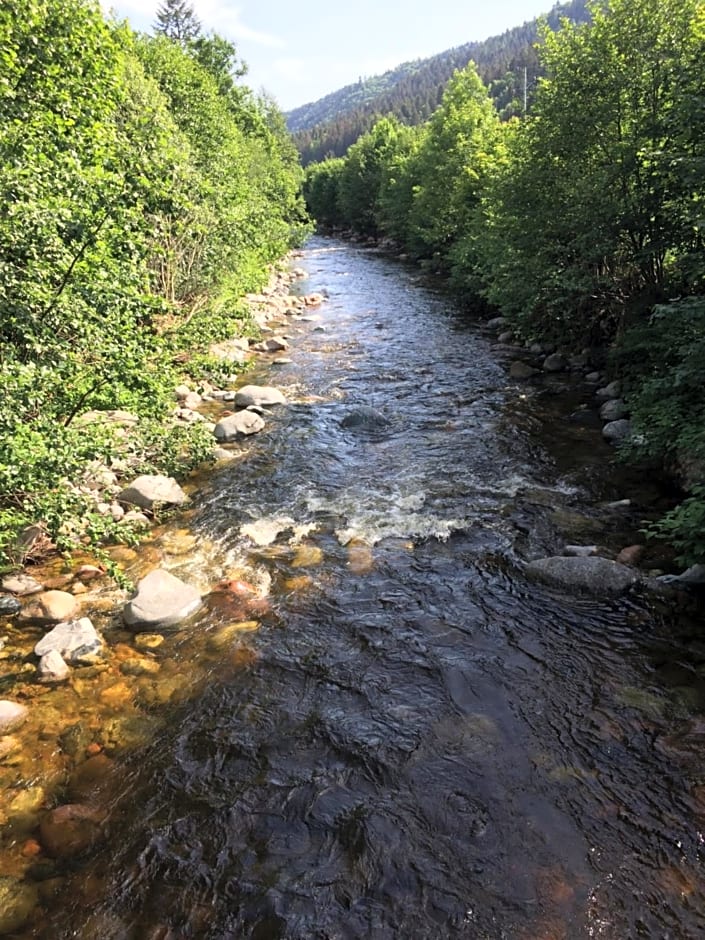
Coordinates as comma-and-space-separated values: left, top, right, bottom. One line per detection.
118, 474, 188, 510
123, 569, 202, 631
234, 385, 287, 407
525, 555, 639, 595
0, 701, 28, 735
214, 410, 266, 441
19, 590, 81, 624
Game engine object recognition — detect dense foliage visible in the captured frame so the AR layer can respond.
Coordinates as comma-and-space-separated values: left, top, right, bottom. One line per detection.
289, 0, 590, 165
303, 0, 705, 564
0, 0, 308, 568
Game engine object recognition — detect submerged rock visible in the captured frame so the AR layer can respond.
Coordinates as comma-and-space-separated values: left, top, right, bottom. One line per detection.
234, 385, 287, 407
340, 406, 390, 429
39, 803, 104, 858
0, 876, 39, 935
526, 555, 639, 595
214, 411, 266, 441
123, 569, 202, 631
118, 474, 188, 511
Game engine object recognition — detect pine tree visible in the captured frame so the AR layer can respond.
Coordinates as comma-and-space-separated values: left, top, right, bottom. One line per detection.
153, 0, 201, 43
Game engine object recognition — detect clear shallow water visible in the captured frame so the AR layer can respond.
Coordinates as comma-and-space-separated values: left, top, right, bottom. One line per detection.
36, 239, 705, 938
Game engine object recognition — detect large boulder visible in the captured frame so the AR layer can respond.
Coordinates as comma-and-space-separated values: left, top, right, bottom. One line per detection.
234, 385, 287, 408
123, 569, 202, 631
118, 475, 188, 511
35, 617, 104, 665
600, 398, 628, 421
602, 419, 632, 444
214, 411, 266, 441
543, 353, 567, 372
526, 555, 638, 595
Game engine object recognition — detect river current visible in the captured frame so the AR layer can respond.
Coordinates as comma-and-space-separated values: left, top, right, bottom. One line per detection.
39, 238, 705, 938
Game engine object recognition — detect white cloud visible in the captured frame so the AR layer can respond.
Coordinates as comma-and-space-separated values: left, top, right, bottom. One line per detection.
105, 1, 284, 49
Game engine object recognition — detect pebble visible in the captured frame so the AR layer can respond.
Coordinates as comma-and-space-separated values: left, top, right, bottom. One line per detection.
0, 701, 29, 735
133, 633, 165, 651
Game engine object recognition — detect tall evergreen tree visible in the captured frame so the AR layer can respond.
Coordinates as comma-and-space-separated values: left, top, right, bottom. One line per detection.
153, 0, 201, 43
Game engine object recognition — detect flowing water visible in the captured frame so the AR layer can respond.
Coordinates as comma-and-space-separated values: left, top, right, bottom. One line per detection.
35, 238, 705, 938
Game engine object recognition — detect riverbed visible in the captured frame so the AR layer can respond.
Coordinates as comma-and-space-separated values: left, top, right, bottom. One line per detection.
9, 236, 705, 938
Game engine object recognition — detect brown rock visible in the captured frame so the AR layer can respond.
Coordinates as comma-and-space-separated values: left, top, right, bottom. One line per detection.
19, 590, 81, 624
39, 804, 104, 858
616, 544, 645, 566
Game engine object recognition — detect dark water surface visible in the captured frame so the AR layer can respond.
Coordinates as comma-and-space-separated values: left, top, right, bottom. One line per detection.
40, 238, 705, 938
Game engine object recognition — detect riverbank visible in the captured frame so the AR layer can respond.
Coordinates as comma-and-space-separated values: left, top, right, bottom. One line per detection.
0, 254, 331, 934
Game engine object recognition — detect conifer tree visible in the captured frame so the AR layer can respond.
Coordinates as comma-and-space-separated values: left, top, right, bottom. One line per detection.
153, 0, 201, 43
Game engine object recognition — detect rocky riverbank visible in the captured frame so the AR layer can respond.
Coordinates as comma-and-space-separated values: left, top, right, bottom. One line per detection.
0, 256, 329, 935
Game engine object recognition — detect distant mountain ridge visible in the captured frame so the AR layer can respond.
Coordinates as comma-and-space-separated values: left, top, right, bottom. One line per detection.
287, 0, 590, 165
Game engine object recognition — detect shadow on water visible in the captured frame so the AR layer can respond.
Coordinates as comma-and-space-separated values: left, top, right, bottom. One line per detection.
27, 238, 705, 939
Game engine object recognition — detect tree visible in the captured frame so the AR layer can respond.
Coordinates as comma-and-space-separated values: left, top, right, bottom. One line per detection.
153, 0, 201, 44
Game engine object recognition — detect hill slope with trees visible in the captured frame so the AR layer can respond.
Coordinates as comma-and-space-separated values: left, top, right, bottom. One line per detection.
289, 0, 590, 164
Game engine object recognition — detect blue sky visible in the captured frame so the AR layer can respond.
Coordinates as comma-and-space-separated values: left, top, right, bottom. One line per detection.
106, 0, 556, 111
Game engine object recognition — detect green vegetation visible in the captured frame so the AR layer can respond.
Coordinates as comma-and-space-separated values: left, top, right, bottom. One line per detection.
303, 0, 705, 565
0, 0, 308, 570
288, 0, 590, 165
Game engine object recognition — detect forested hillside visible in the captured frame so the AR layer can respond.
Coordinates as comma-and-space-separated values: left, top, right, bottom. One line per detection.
290, 0, 590, 164
0, 0, 308, 569
303, 0, 705, 564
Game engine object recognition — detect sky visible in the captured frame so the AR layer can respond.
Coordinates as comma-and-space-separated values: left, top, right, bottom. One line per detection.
106, 0, 556, 112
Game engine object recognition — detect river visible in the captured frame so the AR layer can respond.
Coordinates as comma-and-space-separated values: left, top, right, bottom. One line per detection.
34, 237, 705, 938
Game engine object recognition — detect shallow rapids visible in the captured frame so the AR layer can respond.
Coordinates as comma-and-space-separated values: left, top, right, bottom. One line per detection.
37, 238, 705, 938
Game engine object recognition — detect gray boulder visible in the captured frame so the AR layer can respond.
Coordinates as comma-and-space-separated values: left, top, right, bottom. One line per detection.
486, 316, 506, 330
35, 617, 104, 664
214, 411, 266, 441
596, 380, 621, 401
543, 353, 567, 372
123, 569, 202, 631
526, 555, 638, 595
602, 419, 632, 444
119, 475, 188, 511
234, 385, 287, 408
600, 398, 628, 421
